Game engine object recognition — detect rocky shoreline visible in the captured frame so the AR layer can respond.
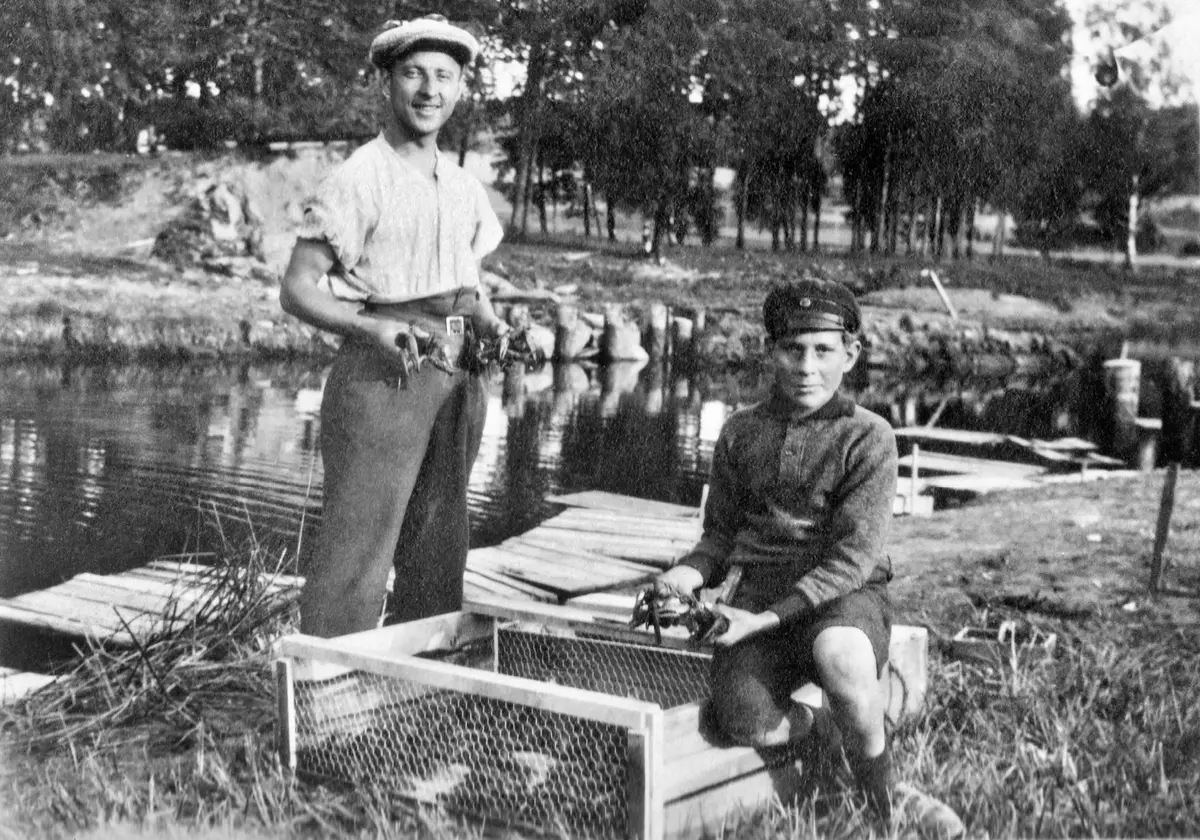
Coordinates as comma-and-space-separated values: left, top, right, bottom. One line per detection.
0, 258, 1094, 385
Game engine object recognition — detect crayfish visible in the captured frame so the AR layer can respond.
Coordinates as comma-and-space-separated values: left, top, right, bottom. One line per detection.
462, 324, 547, 375
629, 584, 729, 646
396, 325, 546, 381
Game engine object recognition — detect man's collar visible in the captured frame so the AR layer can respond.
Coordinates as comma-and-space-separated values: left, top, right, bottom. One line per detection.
764, 390, 855, 423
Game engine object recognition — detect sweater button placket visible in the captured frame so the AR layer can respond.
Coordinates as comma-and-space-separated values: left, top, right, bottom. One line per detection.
780, 424, 805, 485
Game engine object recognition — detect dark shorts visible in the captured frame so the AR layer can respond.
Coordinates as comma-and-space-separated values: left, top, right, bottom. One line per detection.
708, 583, 891, 746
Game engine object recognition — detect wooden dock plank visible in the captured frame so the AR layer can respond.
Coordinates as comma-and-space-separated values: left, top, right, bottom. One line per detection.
6, 590, 161, 637
0, 562, 302, 646
0, 668, 59, 705
462, 570, 551, 603
0, 601, 133, 644
529, 527, 689, 564
545, 491, 698, 519
893, 427, 1009, 446
921, 474, 1041, 495
47, 577, 188, 615
500, 537, 660, 578
513, 529, 686, 566
897, 451, 1046, 479
542, 509, 700, 541
463, 565, 555, 602
470, 546, 631, 596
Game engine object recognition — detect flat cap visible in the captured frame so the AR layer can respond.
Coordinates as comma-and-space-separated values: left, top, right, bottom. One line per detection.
763, 278, 861, 339
369, 15, 480, 69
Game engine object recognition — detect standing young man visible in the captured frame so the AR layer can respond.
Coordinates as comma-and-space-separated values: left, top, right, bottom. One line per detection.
652, 279, 962, 834
280, 16, 507, 638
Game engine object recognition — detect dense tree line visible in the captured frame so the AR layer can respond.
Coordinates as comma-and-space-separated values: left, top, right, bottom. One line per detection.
2, 0, 1196, 259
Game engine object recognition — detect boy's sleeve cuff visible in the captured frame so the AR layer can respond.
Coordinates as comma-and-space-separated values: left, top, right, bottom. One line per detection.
767, 592, 814, 625
675, 553, 714, 584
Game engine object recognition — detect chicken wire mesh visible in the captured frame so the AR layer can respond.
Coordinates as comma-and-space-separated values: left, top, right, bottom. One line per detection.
289, 623, 713, 839
496, 624, 711, 709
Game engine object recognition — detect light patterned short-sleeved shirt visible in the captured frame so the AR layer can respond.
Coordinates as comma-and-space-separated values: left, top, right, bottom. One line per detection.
298, 134, 503, 303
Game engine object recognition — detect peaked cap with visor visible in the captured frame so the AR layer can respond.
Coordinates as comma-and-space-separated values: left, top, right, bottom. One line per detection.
763, 278, 861, 339
369, 15, 480, 70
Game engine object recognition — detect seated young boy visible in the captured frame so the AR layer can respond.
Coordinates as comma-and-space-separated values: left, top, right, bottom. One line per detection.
652, 279, 960, 834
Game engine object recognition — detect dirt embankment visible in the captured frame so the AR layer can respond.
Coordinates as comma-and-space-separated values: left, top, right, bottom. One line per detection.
1, 150, 1197, 369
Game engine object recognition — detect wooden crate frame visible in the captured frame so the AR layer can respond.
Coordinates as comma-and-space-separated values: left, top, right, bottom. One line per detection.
276, 597, 927, 840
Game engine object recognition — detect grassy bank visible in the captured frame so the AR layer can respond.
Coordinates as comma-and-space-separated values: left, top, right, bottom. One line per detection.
3, 473, 1198, 839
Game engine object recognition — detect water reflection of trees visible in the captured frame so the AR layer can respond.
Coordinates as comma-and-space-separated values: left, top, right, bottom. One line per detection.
0, 362, 325, 596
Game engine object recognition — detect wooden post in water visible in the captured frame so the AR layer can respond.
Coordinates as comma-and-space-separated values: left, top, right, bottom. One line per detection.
671, 316, 694, 361
1136, 419, 1160, 472
1102, 358, 1141, 464
602, 304, 649, 363
1150, 358, 1196, 593
554, 303, 592, 361
645, 302, 669, 359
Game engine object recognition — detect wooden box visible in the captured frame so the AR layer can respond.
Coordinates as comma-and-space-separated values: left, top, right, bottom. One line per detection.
275, 596, 927, 840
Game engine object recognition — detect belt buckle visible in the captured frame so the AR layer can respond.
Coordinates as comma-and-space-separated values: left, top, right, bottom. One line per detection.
445, 316, 465, 336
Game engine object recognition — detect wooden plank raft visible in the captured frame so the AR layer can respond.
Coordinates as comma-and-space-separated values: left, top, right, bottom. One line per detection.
0, 560, 304, 646
0, 667, 59, 705
0, 492, 690, 644
472, 491, 699, 602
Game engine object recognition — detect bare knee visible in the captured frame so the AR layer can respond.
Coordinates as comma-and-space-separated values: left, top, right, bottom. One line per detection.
812, 626, 884, 725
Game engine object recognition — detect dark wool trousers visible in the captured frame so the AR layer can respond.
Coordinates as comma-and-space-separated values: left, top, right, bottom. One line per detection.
299, 292, 488, 638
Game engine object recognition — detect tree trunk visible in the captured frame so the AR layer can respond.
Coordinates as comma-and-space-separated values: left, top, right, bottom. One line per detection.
582, 182, 592, 238
886, 170, 901, 255
607, 198, 616, 241
652, 197, 670, 259
905, 191, 917, 255
811, 183, 822, 253
1125, 173, 1139, 273
799, 176, 810, 252
784, 177, 795, 251
965, 197, 978, 260
736, 163, 751, 250
537, 159, 548, 235
849, 180, 861, 253
932, 194, 944, 261
591, 185, 602, 235
520, 145, 536, 234
949, 197, 964, 260
875, 138, 891, 254
918, 196, 931, 257
507, 45, 547, 237
992, 210, 1007, 260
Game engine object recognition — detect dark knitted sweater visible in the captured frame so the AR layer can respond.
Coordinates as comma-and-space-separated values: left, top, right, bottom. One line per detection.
677, 391, 898, 624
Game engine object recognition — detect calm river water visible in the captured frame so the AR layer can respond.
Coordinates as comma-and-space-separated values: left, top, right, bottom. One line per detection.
0, 357, 1088, 667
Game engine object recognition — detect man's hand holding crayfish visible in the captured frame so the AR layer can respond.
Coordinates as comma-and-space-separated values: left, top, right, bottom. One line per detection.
631, 565, 779, 647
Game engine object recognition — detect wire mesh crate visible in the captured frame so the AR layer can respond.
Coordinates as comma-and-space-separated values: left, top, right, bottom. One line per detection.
275, 597, 927, 840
